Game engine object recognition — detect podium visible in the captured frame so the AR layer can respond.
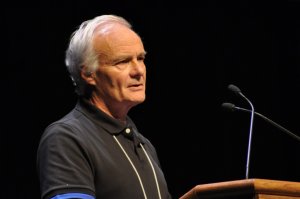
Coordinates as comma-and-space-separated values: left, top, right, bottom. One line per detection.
179, 178, 300, 199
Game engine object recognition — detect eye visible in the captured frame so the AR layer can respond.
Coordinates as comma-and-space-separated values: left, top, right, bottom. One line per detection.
120, 59, 131, 64
137, 54, 145, 62
113, 58, 130, 66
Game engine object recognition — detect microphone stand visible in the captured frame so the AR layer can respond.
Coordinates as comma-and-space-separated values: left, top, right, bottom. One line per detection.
238, 92, 255, 179
227, 84, 255, 179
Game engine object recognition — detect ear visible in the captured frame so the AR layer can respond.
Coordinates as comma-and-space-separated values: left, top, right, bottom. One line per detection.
81, 66, 96, 86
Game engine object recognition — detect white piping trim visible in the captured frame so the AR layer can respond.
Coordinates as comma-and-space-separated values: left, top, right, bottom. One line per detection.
113, 135, 148, 199
113, 135, 162, 199
140, 143, 162, 199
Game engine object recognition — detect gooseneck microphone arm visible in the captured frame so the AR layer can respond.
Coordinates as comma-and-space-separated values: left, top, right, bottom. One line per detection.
227, 84, 255, 179
222, 102, 300, 142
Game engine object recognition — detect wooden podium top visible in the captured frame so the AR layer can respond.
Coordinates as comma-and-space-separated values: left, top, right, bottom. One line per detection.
179, 178, 300, 199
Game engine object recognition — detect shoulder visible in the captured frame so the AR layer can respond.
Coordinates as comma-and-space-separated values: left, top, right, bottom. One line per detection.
41, 105, 90, 137
38, 109, 88, 148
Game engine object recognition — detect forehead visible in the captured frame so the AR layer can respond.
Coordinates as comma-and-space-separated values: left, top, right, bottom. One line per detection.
93, 24, 144, 55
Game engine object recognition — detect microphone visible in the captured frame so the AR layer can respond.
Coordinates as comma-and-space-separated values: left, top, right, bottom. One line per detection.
227, 84, 255, 179
222, 102, 300, 142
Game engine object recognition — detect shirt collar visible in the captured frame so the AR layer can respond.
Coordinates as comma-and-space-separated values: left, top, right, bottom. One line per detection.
75, 97, 139, 140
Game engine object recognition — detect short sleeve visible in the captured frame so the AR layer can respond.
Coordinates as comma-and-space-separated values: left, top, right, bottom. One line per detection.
37, 123, 95, 199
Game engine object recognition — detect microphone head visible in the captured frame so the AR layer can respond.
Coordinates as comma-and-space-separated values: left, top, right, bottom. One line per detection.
221, 102, 236, 112
228, 84, 241, 94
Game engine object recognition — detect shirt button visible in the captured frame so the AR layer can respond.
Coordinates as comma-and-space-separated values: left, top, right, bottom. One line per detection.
125, 128, 131, 134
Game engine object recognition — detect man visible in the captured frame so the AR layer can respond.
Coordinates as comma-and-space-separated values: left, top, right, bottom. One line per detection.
37, 15, 172, 199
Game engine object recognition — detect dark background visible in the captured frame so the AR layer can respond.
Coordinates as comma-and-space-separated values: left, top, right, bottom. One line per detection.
3, 0, 300, 198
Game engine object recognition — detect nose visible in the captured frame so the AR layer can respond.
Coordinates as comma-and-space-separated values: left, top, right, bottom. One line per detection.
130, 59, 146, 77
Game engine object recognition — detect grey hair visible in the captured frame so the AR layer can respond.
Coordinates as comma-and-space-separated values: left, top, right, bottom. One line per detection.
65, 15, 132, 96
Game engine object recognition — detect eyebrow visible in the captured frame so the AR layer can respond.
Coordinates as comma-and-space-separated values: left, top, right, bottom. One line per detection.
112, 51, 147, 61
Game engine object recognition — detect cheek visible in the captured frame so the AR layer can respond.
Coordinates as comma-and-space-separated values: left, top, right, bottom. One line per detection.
96, 69, 130, 90
111, 74, 127, 89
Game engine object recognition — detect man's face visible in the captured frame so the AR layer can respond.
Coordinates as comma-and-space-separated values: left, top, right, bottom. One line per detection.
90, 24, 147, 110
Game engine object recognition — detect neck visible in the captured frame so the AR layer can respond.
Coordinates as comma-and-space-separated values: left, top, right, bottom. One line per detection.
88, 96, 128, 123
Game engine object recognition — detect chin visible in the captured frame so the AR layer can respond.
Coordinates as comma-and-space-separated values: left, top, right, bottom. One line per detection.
131, 96, 146, 105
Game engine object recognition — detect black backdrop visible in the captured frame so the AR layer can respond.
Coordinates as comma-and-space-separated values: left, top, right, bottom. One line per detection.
3, 0, 300, 198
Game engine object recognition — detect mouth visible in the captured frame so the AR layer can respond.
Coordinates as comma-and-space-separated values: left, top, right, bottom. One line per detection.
128, 83, 144, 91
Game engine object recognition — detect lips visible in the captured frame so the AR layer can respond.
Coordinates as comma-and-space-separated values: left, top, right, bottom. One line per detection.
128, 82, 143, 87
128, 83, 144, 90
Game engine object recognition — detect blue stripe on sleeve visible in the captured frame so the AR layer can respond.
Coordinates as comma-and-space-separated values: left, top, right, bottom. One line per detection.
50, 193, 95, 199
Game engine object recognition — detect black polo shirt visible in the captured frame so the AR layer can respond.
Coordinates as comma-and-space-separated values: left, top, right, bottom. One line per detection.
37, 98, 172, 199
